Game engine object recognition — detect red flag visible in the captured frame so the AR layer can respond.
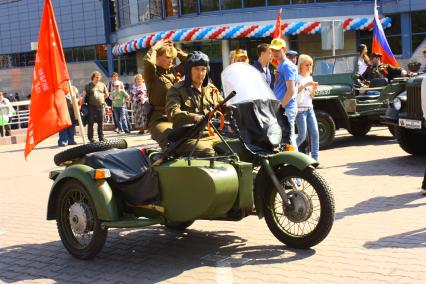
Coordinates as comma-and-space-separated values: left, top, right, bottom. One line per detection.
272, 8, 284, 39
271, 9, 284, 68
372, 0, 399, 67
24, 0, 71, 158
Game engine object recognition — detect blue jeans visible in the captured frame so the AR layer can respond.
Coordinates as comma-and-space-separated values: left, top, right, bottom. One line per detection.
58, 126, 75, 145
113, 107, 129, 132
284, 107, 298, 151
296, 108, 319, 161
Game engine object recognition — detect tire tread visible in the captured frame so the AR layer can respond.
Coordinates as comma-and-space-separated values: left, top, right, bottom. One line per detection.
54, 138, 128, 166
264, 166, 335, 249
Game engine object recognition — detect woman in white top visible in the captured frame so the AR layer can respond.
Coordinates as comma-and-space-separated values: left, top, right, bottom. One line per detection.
357, 44, 370, 76
295, 54, 320, 163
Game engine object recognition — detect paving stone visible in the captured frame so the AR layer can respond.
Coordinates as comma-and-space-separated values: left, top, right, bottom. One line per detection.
0, 129, 426, 283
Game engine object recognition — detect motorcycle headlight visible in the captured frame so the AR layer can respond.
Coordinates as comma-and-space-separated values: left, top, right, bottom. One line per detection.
393, 97, 402, 111
267, 123, 282, 146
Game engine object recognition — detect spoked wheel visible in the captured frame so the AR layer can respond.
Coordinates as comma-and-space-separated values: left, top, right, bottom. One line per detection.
264, 166, 335, 248
56, 180, 107, 259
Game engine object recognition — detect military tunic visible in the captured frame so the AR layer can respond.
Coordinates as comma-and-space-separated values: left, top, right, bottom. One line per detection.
362, 63, 403, 83
143, 46, 187, 149
166, 81, 223, 157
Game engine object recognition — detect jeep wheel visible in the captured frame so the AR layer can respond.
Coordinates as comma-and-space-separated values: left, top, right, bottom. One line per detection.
396, 127, 426, 155
315, 110, 336, 150
388, 125, 396, 137
348, 122, 371, 136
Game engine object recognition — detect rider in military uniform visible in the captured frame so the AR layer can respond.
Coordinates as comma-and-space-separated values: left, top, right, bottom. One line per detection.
143, 39, 187, 150
166, 51, 223, 157
361, 52, 406, 85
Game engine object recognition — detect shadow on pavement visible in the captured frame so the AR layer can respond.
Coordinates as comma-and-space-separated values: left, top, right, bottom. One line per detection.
342, 155, 426, 177
330, 132, 396, 150
363, 227, 426, 249
0, 226, 315, 283
336, 192, 426, 220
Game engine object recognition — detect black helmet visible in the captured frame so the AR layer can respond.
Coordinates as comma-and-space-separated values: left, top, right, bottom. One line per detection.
184, 51, 210, 87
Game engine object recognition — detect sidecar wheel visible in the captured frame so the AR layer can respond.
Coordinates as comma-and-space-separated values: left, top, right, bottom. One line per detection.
56, 180, 107, 259
264, 166, 335, 249
165, 221, 194, 231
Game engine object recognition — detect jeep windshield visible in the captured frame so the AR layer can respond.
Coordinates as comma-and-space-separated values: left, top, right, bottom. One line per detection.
313, 55, 357, 76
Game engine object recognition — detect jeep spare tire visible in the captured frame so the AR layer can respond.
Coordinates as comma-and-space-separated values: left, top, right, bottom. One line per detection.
396, 127, 426, 155
315, 110, 336, 150
54, 138, 128, 166
348, 122, 371, 136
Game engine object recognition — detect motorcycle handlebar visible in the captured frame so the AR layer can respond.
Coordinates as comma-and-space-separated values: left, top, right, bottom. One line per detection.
199, 91, 236, 123
164, 91, 236, 157
205, 91, 236, 117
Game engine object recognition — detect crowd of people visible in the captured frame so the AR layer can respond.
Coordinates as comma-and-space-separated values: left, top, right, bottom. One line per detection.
55, 39, 322, 165
2, 39, 426, 193
3, 40, 425, 170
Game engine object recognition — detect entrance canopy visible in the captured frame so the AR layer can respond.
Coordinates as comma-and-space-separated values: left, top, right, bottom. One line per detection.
113, 17, 392, 57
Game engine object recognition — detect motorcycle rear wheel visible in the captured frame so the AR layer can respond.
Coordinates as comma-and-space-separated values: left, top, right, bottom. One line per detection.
56, 180, 108, 259
264, 166, 335, 249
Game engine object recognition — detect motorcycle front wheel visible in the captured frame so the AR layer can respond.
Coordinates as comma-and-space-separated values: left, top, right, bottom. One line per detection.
56, 180, 108, 259
264, 166, 335, 249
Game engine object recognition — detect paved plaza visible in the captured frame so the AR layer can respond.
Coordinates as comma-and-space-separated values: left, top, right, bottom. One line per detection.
0, 127, 425, 284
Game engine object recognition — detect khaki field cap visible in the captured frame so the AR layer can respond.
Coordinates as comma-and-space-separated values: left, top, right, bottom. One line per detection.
270, 38, 286, 50
235, 49, 248, 58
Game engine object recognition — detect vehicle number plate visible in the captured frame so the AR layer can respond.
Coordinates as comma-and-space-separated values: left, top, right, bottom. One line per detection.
399, 118, 422, 129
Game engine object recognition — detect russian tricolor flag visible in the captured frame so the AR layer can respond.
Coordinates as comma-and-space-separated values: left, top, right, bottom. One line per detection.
372, 0, 399, 67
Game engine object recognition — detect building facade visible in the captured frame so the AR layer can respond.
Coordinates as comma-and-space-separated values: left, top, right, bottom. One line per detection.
0, 0, 425, 95
0, 0, 110, 96
111, 0, 426, 85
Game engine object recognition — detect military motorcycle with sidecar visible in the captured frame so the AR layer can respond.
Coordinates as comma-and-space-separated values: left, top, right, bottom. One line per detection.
47, 63, 335, 259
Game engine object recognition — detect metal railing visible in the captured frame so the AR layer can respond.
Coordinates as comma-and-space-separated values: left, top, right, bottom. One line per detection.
0, 100, 136, 136
0, 100, 30, 131
104, 105, 135, 127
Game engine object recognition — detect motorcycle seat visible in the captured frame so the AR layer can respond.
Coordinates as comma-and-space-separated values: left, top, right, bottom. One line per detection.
85, 148, 151, 184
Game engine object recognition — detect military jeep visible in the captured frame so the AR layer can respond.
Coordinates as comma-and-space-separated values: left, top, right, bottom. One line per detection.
381, 74, 426, 155
312, 54, 407, 149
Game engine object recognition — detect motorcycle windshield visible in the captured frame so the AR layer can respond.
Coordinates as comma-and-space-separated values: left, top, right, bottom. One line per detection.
221, 63, 277, 105
221, 63, 286, 152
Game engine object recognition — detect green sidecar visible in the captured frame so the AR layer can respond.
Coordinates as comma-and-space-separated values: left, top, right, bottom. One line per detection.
47, 64, 335, 259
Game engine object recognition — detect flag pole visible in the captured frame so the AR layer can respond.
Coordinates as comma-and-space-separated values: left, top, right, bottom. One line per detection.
67, 80, 87, 144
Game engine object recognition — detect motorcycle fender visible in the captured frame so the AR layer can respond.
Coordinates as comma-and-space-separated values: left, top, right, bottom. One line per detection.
46, 164, 119, 221
268, 151, 318, 170
253, 151, 318, 218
